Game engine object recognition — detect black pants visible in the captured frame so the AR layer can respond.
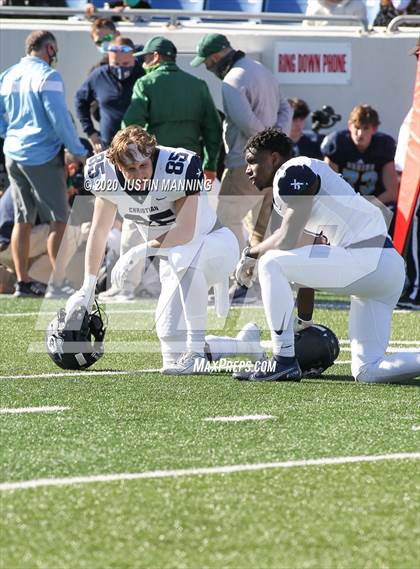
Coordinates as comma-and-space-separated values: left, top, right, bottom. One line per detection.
404, 194, 420, 301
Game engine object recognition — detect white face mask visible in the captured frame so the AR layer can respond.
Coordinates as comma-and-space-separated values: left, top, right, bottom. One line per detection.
98, 41, 110, 54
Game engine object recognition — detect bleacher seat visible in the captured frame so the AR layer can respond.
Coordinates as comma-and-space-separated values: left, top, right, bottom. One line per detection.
66, 0, 87, 7
150, 0, 205, 9
264, 0, 308, 13
205, 0, 264, 13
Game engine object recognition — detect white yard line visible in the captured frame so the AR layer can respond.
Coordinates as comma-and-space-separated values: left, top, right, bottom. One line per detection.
204, 415, 275, 422
338, 340, 420, 345
0, 362, 358, 381
1, 452, 418, 492
0, 361, 370, 380
0, 369, 161, 380
0, 406, 70, 414
0, 309, 155, 318
261, 341, 419, 351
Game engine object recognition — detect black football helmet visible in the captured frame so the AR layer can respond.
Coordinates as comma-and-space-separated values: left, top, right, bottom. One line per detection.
295, 324, 340, 378
46, 303, 106, 370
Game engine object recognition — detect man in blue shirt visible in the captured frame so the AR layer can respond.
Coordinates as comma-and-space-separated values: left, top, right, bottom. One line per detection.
75, 36, 144, 152
0, 30, 87, 297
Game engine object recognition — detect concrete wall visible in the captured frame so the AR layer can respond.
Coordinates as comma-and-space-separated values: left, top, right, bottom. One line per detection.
0, 18, 418, 139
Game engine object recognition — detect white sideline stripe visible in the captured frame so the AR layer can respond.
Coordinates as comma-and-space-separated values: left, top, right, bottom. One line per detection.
1, 452, 419, 492
0, 309, 155, 318
204, 415, 275, 422
0, 361, 355, 380
261, 340, 420, 352
0, 362, 357, 381
0, 406, 70, 414
0, 369, 161, 380
412, 426, 420, 431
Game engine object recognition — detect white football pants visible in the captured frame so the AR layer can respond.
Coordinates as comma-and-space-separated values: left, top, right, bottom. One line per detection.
258, 245, 420, 383
155, 227, 239, 366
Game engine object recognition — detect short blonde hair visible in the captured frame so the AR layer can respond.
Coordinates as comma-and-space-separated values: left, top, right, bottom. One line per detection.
107, 126, 157, 169
349, 105, 380, 128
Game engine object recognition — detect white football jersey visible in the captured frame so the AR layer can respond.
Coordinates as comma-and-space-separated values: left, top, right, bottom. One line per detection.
272, 157, 388, 247
85, 145, 217, 241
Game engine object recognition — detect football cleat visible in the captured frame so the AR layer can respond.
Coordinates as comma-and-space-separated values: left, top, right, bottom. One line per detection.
235, 357, 302, 382
162, 352, 208, 375
97, 285, 135, 303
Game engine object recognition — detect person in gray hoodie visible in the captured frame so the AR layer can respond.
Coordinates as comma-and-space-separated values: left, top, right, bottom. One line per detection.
191, 34, 292, 303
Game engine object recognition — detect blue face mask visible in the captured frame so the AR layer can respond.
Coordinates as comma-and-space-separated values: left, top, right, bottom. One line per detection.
110, 65, 135, 81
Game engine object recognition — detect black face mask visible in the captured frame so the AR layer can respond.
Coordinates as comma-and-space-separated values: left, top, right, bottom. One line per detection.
48, 46, 57, 68
207, 50, 245, 80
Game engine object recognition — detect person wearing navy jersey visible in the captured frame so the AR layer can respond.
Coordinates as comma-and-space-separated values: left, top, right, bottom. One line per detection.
321, 104, 399, 206
65, 126, 239, 374
234, 128, 420, 384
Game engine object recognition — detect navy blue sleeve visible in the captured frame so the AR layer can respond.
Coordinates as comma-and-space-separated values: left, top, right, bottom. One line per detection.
277, 164, 319, 202
75, 74, 97, 138
184, 154, 204, 196
381, 134, 396, 163
320, 131, 339, 160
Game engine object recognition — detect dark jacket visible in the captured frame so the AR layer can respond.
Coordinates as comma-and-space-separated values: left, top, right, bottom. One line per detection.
122, 62, 222, 171
75, 61, 144, 149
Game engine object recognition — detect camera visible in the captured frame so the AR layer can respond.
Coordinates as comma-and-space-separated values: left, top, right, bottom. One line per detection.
311, 106, 341, 132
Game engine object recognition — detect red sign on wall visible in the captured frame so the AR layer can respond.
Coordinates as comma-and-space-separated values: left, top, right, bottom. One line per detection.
274, 42, 352, 84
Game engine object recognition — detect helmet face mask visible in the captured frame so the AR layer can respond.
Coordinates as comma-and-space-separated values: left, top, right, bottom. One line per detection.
295, 325, 340, 378
46, 303, 106, 370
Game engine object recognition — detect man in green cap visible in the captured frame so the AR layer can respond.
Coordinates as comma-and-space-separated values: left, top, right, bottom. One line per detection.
123, 36, 221, 181
191, 33, 292, 304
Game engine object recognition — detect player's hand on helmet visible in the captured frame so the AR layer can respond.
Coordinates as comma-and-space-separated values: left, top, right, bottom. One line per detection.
294, 317, 314, 333
235, 247, 258, 288
65, 275, 97, 321
111, 243, 148, 290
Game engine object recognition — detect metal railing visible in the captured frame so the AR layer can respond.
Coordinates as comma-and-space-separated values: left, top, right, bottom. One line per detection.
0, 6, 369, 31
386, 15, 420, 32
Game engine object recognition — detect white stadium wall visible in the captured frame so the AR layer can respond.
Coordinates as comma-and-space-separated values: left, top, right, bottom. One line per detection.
0, 18, 418, 139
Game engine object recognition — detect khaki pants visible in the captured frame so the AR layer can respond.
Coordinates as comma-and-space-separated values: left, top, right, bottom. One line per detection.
217, 165, 273, 251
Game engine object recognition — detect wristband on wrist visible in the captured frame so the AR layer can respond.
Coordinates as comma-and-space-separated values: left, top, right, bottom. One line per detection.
82, 274, 97, 292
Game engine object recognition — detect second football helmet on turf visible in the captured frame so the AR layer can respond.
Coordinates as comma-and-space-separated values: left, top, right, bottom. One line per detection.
46, 303, 106, 370
295, 324, 340, 378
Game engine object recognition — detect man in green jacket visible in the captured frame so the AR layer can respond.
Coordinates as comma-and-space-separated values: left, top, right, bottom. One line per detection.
122, 36, 222, 180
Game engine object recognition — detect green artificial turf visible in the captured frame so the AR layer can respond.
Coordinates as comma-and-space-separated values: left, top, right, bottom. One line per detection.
0, 295, 419, 568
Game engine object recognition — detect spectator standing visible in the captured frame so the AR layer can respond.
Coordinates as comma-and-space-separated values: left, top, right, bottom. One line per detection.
304, 0, 367, 25
76, 36, 145, 153
90, 18, 120, 66
321, 104, 399, 207
191, 33, 292, 303
373, 0, 420, 26
0, 30, 87, 297
123, 36, 222, 179
288, 97, 324, 159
